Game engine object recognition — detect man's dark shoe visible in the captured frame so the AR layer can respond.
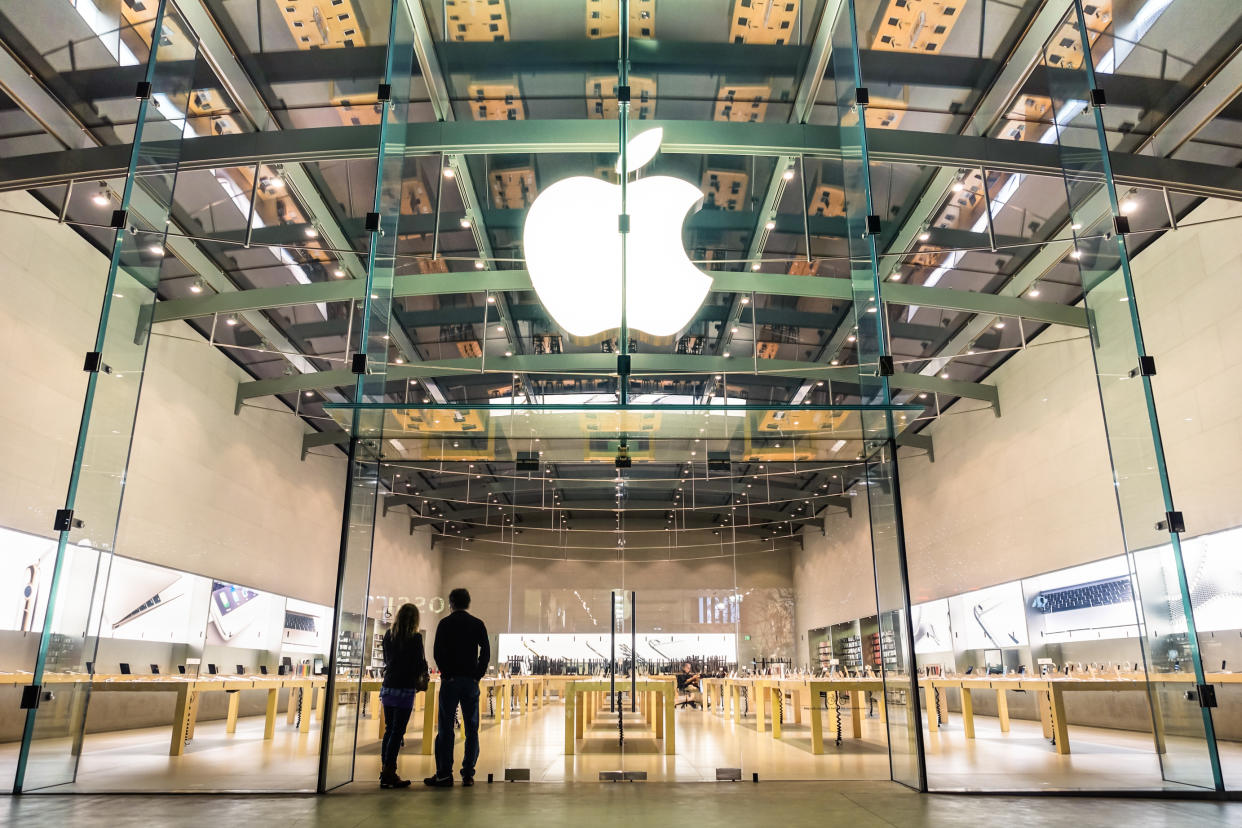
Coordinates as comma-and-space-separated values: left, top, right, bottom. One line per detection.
461, 777, 474, 787
424, 774, 453, 788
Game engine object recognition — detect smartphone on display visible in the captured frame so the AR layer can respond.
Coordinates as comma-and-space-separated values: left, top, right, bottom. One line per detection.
209, 581, 263, 641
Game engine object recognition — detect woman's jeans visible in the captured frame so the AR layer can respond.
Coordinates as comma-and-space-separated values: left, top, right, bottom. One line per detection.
381, 705, 413, 768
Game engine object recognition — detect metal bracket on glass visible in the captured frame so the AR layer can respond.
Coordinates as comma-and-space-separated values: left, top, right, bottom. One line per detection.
1156, 511, 1185, 533
1090, 88, 1107, 107
365, 212, 381, 232
878, 355, 895, 376
617, 353, 631, 378
855, 87, 870, 106
503, 768, 531, 781
351, 353, 367, 375
376, 83, 392, 102
1130, 355, 1157, 378
1113, 215, 1131, 235
618, 213, 630, 233
83, 351, 106, 373
865, 215, 881, 236
110, 209, 128, 229
20, 684, 41, 710
1193, 684, 1218, 708
617, 85, 631, 103
53, 508, 81, 532
135, 81, 152, 100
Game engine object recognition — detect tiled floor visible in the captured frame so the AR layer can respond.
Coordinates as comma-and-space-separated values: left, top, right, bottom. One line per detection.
2, 780, 1239, 828
1, 693, 1239, 794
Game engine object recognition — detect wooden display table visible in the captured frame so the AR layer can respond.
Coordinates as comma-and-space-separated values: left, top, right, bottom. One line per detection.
923, 672, 1242, 755
563, 678, 675, 755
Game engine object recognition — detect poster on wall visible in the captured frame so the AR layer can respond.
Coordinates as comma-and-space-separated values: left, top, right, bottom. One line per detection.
1165, 529, 1242, 633
950, 581, 1028, 650
0, 528, 59, 633
100, 557, 211, 644
204, 580, 285, 649
1023, 556, 1138, 643
281, 597, 332, 654
911, 599, 952, 654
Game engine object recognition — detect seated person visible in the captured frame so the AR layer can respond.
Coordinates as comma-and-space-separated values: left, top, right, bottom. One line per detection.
675, 662, 702, 708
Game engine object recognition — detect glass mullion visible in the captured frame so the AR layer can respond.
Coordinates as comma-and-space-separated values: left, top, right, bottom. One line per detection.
831, 0, 925, 792
14, 0, 198, 793
318, 0, 415, 793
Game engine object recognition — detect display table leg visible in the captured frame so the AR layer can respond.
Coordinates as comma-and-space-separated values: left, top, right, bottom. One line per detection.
287, 688, 297, 725
315, 686, 325, 720
996, 688, 1010, 733
226, 691, 241, 734
1050, 688, 1071, 755
187, 691, 201, 739
755, 685, 767, 732
655, 691, 665, 739
810, 693, 824, 754
299, 688, 312, 734
68, 685, 89, 757
264, 688, 279, 739
575, 691, 585, 739
770, 687, 782, 739
925, 685, 938, 732
421, 683, 437, 755
170, 685, 192, 756
793, 688, 804, 724
1037, 690, 1053, 738
731, 685, 740, 723
960, 688, 975, 739
566, 689, 577, 755
663, 690, 675, 755
850, 690, 863, 739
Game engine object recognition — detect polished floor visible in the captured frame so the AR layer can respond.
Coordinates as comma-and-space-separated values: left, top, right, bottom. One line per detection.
2, 693, 1240, 792
3, 780, 1240, 828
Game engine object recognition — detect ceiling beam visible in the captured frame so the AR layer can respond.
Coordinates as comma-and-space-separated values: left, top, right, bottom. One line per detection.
236, 352, 999, 411
155, 268, 1087, 328
5, 121, 1242, 201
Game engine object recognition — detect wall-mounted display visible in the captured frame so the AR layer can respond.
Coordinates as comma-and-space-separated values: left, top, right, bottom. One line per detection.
949, 581, 1028, 651
1023, 556, 1138, 644
100, 557, 210, 644
911, 599, 951, 654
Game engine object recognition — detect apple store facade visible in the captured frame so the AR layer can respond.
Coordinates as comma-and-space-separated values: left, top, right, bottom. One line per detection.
3, 0, 1242, 800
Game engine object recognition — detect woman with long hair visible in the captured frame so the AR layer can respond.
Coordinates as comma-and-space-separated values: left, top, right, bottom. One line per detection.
379, 602, 429, 788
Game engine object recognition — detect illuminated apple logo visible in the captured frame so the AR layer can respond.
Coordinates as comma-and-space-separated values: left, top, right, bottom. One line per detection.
523, 128, 712, 338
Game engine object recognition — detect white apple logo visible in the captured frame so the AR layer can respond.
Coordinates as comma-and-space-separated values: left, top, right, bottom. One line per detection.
523, 128, 713, 338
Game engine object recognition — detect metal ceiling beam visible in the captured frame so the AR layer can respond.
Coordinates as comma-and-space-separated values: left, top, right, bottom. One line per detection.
1145, 41, 1242, 159
6, 121, 1242, 201
236, 352, 999, 411
154, 270, 1086, 329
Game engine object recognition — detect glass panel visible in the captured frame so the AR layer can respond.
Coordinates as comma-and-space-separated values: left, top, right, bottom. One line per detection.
1042, 2, 1223, 792
15, 0, 198, 793
838, 0, 925, 791
317, 0, 414, 792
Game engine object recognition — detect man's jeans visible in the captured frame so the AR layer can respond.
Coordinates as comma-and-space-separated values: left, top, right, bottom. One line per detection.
434, 676, 481, 779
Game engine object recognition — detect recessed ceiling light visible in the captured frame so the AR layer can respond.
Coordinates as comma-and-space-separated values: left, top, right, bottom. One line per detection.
504, 350, 513, 357
486, 295, 496, 303
1028, 288, 1040, 297
474, 260, 485, 269
782, 169, 795, 181
189, 279, 203, 294
751, 262, 761, 271
304, 227, 318, 238
740, 296, 750, 304
764, 221, 775, 231
1071, 222, 1082, 230
443, 167, 455, 179
460, 217, 472, 228
952, 181, 964, 192
225, 315, 238, 326
994, 321, 1005, 329
334, 268, 345, 278
918, 231, 931, 242
940, 371, 949, 379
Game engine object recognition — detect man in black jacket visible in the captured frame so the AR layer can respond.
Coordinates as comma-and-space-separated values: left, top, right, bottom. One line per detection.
425, 588, 490, 787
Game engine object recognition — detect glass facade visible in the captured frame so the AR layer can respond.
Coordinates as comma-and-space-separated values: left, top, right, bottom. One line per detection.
0, 0, 1239, 798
